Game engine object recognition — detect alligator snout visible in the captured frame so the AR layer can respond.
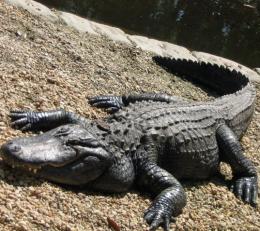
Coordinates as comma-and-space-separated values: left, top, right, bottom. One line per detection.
2, 141, 22, 154
1, 141, 23, 168
0, 141, 22, 156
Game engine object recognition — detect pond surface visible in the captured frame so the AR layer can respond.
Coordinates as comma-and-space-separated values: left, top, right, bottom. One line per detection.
38, 0, 259, 67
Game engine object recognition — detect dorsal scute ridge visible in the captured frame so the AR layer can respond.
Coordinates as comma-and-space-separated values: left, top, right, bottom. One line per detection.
153, 56, 251, 96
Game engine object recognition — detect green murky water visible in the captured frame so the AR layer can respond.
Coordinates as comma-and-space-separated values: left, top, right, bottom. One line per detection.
38, 0, 259, 67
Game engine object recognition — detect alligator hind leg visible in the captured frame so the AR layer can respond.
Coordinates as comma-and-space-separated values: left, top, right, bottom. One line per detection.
10, 109, 90, 132
134, 139, 186, 231
216, 124, 258, 206
88, 93, 186, 112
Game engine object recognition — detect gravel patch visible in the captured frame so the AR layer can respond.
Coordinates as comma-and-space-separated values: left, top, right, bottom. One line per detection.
0, 2, 259, 230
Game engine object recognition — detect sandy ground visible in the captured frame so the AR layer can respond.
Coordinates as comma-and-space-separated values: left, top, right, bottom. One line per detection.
0, 2, 259, 230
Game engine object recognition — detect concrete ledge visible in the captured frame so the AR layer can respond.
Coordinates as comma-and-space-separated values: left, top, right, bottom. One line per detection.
58, 11, 131, 44
5, 0, 260, 83
58, 11, 98, 35
254, 68, 260, 75
193, 52, 260, 83
128, 35, 164, 56
128, 35, 197, 61
161, 42, 197, 61
5, 0, 58, 22
90, 21, 131, 44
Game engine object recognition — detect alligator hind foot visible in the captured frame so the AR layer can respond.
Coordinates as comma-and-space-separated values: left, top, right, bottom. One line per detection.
217, 124, 258, 206
230, 176, 258, 206
144, 188, 177, 231
88, 96, 124, 112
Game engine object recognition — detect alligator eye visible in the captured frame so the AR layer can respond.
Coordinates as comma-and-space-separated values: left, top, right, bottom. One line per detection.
59, 127, 70, 133
55, 126, 71, 136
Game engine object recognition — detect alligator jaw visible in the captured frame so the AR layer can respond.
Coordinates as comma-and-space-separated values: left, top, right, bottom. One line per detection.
0, 142, 43, 174
0, 133, 77, 170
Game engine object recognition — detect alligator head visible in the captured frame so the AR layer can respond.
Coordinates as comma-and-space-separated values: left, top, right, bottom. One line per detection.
1, 124, 112, 185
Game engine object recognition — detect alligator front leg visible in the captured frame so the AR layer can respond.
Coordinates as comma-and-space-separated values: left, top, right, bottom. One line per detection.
216, 124, 258, 206
88, 93, 186, 112
136, 160, 186, 230
10, 110, 89, 131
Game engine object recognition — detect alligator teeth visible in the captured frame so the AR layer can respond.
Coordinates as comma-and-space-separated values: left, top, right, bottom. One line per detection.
33, 169, 37, 174
29, 167, 32, 172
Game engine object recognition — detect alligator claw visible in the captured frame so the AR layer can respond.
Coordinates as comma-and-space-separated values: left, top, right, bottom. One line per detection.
10, 111, 29, 119
10, 111, 39, 131
230, 176, 258, 207
88, 96, 123, 112
144, 202, 172, 231
11, 117, 28, 127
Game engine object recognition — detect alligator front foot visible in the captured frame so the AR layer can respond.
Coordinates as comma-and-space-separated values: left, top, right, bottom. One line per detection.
144, 199, 173, 231
230, 176, 258, 207
88, 95, 123, 112
9, 110, 68, 131
10, 111, 42, 131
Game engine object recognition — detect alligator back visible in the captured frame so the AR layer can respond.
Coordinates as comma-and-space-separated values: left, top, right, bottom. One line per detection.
107, 101, 220, 179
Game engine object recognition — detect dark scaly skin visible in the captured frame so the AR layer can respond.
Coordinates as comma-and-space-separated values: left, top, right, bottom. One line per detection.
1, 57, 258, 230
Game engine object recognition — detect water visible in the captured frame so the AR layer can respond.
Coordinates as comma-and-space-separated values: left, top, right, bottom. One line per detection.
38, 0, 259, 67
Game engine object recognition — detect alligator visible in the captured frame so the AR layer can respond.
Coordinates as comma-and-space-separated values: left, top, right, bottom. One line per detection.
1, 57, 258, 231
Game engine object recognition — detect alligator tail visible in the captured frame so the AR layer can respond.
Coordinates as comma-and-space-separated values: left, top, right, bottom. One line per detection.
153, 56, 256, 138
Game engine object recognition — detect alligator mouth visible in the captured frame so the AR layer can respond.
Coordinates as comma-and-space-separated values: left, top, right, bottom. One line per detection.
1, 148, 43, 174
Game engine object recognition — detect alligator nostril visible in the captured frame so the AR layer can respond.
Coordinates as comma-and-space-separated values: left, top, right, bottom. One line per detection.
6, 142, 21, 153
12, 145, 21, 152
